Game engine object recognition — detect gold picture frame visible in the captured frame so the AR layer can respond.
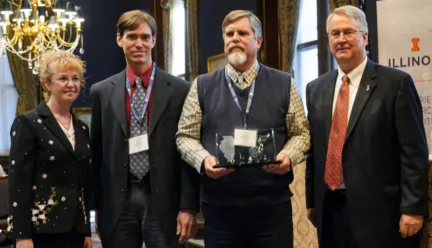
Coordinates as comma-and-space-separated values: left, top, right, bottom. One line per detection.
207, 53, 228, 72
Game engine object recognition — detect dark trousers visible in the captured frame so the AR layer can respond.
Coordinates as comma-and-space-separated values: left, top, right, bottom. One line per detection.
321, 189, 354, 248
202, 201, 293, 248
101, 178, 174, 248
32, 229, 84, 248
321, 190, 422, 248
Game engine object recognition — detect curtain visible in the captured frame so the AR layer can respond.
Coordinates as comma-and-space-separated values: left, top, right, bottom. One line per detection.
278, 0, 300, 74
330, 0, 359, 10
161, 0, 172, 73
6, 35, 37, 116
186, 0, 199, 80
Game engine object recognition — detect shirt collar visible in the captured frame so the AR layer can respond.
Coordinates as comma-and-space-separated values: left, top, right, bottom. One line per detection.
337, 57, 368, 87
226, 61, 259, 85
126, 64, 153, 88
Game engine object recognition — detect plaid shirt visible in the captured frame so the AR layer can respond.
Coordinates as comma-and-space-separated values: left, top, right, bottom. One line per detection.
226, 62, 259, 89
176, 61, 310, 172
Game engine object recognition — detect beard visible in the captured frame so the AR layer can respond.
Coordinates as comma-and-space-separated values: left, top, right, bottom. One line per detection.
227, 52, 247, 66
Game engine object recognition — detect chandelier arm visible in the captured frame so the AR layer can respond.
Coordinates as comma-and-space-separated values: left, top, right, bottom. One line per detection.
53, 37, 79, 52
7, 33, 20, 46
55, 32, 81, 47
3, 44, 34, 62
4, 36, 38, 55
10, 0, 22, 9
52, 38, 79, 52
5, 44, 35, 55
6, 31, 37, 54
40, 33, 62, 52
42, 33, 55, 44
67, 24, 73, 42
44, 0, 55, 8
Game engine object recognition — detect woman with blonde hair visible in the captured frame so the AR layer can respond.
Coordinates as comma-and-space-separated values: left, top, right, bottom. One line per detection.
7, 50, 92, 248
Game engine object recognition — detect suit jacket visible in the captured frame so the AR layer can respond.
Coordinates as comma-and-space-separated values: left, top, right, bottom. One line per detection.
90, 68, 200, 243
8, 103, 92, 239
306, 60, 429, 248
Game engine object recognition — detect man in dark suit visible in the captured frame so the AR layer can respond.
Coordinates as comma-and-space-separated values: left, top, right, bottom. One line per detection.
306, 5, 428, 248
90, 10, 199, 248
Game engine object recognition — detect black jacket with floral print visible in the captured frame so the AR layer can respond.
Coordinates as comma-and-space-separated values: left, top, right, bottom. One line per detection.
7, 103, 91, 239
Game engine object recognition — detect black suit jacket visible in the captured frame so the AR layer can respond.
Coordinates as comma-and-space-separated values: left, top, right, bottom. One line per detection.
8, 103, 92, 239
306, 60, 429, 247
90, 68, 200, 243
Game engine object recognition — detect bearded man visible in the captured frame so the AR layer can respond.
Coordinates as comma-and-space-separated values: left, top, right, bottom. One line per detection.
176, 9, 310, 248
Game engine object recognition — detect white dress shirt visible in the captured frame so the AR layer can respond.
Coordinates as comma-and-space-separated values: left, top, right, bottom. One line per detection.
332, 58, 368, 117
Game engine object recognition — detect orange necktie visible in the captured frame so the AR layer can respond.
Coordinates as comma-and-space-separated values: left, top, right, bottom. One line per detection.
325, 75, 350, 190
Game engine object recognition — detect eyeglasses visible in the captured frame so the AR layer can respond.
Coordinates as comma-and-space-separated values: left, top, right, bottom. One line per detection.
328, 29, 364, 40
54, 76, 81, 84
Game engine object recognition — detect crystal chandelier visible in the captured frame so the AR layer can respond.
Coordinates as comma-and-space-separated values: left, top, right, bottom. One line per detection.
0, 0, 85, 74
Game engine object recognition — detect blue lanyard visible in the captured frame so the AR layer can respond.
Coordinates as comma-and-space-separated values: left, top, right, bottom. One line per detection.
125, 63, 156, 126
224, 64, 260, 129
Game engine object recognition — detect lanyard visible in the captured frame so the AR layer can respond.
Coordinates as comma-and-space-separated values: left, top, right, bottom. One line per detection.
125, 63, 156, 126
224, 65, 260, 129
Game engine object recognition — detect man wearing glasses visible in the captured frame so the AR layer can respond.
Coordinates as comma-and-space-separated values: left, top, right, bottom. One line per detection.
306, 5, 428, 248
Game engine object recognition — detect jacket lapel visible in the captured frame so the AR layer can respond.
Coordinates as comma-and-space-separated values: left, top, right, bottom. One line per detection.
72, 117, 87, 159
37, 103, 76, 158
110, 71, 128, 138
345, 60, 377, 142
323, 70, 338, 144
148, 68, 172, 137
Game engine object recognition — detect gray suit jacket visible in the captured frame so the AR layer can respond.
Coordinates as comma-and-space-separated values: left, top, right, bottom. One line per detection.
90, 68, 200, 243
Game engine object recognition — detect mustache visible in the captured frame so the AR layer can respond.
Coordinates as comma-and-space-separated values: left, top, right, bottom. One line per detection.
228, 44, 245, 52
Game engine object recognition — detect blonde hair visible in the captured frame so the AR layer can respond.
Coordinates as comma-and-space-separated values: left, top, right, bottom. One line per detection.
39, 50, 85, 101
222, 10, 262, 39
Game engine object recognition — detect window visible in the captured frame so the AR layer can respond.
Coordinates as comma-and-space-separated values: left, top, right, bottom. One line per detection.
170, 0, 186, 78
297, 0, 318, 44
297, 45, 318, 101
0, 33, 18, 155
293, 0, 319, 103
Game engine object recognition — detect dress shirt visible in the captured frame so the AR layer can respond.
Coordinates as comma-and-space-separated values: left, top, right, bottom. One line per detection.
125, 64, 154, 135
332, 58, 368, 117
226, 62, 259, 88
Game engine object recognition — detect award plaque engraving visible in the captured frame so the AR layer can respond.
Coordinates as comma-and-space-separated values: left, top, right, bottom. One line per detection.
215, 129, 278, 168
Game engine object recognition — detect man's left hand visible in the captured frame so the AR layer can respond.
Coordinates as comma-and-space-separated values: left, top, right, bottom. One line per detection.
84, 236, 92, 248
177, 210, 197, 244
399, 214, 423, 238
262, 153, 291, 175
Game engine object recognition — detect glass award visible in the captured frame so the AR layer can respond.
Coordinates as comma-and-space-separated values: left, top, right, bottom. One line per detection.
215, 129, 278, 168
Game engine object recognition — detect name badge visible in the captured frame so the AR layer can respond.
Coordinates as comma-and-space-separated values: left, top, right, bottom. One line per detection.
234, 129, 257, 147
129, 134, 149, 154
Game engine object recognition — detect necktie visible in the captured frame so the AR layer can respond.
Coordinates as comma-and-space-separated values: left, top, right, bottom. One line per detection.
129, 77, 150, 180
236, 75, 247, 90
325, 75, 350, 190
